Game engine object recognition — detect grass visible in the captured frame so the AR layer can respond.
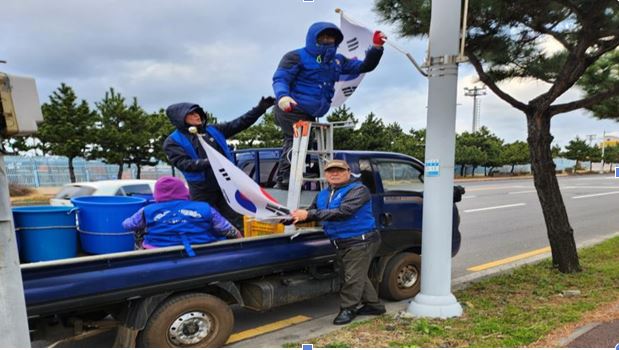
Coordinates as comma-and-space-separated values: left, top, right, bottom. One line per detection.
306, 236, 619, 348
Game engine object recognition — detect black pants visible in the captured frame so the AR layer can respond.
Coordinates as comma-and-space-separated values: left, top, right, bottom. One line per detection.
189, 186, 244, 233
273, 105, 315, 183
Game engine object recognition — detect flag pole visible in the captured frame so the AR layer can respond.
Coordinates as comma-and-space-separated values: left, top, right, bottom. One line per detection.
335, 8, 428, 77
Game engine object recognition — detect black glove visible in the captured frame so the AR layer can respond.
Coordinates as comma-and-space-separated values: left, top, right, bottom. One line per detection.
280, 218, 295, 226
257, 96, 276, 112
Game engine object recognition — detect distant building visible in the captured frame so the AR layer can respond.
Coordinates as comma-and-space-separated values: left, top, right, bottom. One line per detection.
600, 134, 619, 148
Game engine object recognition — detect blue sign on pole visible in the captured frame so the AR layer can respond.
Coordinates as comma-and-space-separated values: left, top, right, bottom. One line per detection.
615, 167, 619, 178
302, 344, 313, 350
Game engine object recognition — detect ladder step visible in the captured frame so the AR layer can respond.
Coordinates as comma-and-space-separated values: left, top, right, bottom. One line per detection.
306, 151, 332, 155
302, 177, 326, 182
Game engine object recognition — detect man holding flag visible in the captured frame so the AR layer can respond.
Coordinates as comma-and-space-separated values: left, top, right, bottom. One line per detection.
163, 97, 274, 230
272, 20, 386, 189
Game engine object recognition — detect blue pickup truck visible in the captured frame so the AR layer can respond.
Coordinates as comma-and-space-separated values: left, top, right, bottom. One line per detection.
23, 149, 463, 347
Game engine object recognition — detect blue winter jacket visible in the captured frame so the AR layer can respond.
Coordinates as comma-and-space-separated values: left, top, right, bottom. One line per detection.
272, 22, 384, 118
313, 181, 376, 240
163, 103, 263, 192
143, 200, 223, 256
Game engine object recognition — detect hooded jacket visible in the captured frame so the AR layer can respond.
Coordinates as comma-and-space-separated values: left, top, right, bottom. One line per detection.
273, 22, 383, 118
121, 176, 240, 255
163, 102, 263, 191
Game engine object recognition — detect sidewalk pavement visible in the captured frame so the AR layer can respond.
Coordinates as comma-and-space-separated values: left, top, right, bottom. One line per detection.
562, 319, 619, 348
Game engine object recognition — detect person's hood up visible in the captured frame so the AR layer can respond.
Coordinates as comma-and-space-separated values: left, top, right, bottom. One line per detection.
165, 102, 208, 133
304, 22, 344, 56
154, 176, 190, 202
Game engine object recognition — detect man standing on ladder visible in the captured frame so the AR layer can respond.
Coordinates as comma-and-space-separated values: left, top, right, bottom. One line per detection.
272, 21, 386, 189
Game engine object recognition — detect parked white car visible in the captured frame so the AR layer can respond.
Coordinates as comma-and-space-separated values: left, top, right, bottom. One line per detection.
50, 179, 157, 206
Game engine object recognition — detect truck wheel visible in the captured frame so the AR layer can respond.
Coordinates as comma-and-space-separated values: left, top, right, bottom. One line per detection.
379, 252, 421, 301
137, 293, 234, 348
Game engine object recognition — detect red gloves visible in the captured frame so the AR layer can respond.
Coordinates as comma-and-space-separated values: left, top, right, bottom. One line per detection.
373, 31, 387, 46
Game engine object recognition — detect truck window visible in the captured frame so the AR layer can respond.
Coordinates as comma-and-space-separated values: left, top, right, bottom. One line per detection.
359, 159, 377, 193
376, 161, 424, 193
241, 160, 279, 187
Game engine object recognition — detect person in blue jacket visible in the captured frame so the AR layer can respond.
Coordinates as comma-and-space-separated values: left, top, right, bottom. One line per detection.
291, 159, 385, 325
122, 176, 242, 256
272, 22, 386, 188
163, 98, 274, 230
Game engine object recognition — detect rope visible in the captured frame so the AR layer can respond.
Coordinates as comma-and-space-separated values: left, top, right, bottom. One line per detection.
15, 225, 76, 231
77, 229, 134, 236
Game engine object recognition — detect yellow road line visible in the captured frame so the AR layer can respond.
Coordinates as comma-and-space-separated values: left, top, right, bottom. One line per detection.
467, 247, 551, 272
226, 315, 311, 344
465, 185, 523, 192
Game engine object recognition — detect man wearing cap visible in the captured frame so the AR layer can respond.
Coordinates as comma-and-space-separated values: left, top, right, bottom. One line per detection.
163, 97, 275, 230
291, 159, 385, 325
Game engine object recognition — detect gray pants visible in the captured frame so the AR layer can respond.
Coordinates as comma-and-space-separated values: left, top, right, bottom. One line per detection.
273, 105, 315, 183
336, 238, 382, 309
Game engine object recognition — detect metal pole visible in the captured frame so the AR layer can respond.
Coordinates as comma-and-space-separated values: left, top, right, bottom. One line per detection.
407, 0, 463, 318
600, 131, 606, 174
0, 155, 31, 347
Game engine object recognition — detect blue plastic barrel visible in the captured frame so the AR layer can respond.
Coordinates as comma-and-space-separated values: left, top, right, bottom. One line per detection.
12, 206, 78, 262
71, 196, 146, 254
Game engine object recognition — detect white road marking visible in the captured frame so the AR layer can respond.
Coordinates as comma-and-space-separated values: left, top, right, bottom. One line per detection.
464, 203, 526, 213
508, 190, 537, 195
572, 191, 619, 199
462, 195, 477, 199
563, 186, 619, 189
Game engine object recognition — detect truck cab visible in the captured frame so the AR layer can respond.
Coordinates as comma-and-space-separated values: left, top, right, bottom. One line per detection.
235, 148, 462, 258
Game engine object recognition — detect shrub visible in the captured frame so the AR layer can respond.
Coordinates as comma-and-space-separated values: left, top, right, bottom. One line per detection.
9, 183, 33, 197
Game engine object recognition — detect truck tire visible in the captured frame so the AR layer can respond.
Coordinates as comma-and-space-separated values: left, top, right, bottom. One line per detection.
137, 293, 234, 348
379, 252, 421, 301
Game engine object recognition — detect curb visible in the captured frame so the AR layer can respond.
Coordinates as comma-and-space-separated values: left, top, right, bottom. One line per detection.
228, 231, 619, 348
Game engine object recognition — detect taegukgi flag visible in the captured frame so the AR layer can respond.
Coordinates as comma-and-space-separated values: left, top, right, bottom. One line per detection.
331, 11, 373, 108
196, 134, 291, 220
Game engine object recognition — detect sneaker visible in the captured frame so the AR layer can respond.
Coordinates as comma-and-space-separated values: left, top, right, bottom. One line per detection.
333, 308, 356, 325
356, 304, 386, 316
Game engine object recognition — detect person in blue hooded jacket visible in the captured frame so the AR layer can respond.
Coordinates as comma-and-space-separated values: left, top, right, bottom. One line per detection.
272, 22, 386, 188
163, 98, 274, 230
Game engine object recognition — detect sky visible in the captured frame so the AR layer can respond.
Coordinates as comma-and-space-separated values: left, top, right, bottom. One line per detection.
1, 0, 617, 148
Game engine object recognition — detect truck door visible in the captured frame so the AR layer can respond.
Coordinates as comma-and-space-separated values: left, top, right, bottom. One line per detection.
371, 158, 424, 251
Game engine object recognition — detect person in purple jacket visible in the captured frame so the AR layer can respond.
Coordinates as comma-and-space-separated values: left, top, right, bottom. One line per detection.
122, 176, 241, 256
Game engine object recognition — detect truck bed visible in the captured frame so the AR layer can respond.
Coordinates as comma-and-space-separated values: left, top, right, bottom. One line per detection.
21, 229, 333, 316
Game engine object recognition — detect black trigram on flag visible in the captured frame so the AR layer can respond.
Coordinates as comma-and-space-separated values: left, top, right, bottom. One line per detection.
346, 37, 359, 51
218, 168, 231, 181
342, 86, 358, 97
265, 203, 290, 216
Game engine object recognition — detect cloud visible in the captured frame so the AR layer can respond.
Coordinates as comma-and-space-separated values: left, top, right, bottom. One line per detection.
1, 0, 615, 152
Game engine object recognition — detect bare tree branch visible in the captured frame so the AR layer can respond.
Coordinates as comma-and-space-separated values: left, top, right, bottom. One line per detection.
466, 52, 530, 113
549, 85, 619, 115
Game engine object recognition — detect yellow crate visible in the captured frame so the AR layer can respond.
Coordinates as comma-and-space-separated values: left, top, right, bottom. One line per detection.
296, 221, 317, 228
243, 216, 284, 237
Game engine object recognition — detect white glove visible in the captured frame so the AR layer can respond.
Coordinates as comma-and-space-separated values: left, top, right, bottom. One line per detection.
278, 96, 297, 113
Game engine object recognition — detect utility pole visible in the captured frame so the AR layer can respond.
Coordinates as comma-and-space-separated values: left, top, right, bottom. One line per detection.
0, 71, 43, 347
464, 86, 486, 132
407, 0, 463, 318
601, 130, 606, 174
